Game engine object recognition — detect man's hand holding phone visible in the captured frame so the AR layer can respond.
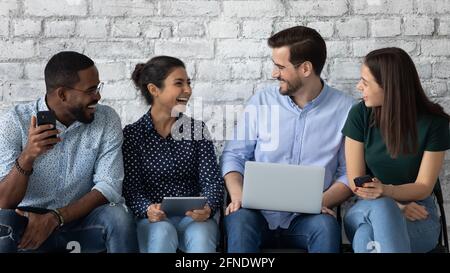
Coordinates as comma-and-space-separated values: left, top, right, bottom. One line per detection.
21, 113, 61, 169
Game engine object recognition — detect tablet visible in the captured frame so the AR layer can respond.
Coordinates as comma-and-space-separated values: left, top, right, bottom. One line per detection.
161, 196, 207, 216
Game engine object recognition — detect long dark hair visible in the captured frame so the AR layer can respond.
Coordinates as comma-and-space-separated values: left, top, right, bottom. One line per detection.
365, 47, 450, 158
131, 56, 185, 105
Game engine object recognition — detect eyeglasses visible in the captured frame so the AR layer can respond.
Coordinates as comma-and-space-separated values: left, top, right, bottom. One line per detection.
63, 82, 104, 96
272, 61, 305, 73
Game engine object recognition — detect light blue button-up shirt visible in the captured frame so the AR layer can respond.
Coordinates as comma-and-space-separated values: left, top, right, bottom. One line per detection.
221, 83, 355, 229
0, 96, 125, 209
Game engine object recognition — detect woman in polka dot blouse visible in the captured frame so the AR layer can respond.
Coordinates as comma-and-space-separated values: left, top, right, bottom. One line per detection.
122, 56, 224, 253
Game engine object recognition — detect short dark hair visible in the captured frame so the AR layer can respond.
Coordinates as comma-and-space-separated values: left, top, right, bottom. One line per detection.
131, 56, 185, 105
268, 26, 326, 76
44, 51, 95, 93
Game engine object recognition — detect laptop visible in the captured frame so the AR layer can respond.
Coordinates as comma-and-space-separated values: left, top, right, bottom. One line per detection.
242, 161, 325, 214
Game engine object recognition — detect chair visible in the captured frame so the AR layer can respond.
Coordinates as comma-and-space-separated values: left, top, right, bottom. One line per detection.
430, 181, 449, 253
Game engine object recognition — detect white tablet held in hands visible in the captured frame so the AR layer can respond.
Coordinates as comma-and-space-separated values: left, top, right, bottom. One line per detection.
161, 196, 207, 216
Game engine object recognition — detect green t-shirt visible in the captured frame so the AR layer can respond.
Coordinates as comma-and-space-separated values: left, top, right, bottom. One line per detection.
342, 102, 450, 185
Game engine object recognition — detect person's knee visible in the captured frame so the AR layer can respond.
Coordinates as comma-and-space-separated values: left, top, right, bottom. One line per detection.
95, 204, 136, 234
184, 222, 218, 252
185, 221, 217, 242
0, 223, 12, 238
137, 220, 178, 252
224, 208, 258, 229
366, 197, 401, 219
151, 221, 177, 240
0, 210, 28, 253
369, 197, 397, 210
0, 210, 27, 239
314, 214, 341, 238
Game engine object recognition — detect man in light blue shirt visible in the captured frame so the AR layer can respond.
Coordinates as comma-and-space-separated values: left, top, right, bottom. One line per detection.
222, 26, 355, 253
0, 51, 138, 253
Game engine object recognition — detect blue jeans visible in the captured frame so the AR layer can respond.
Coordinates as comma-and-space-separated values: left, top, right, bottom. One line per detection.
344, 196, 441, 253
0, 203, 139, 253
136, 216, 218, 253
224, 208, 341, 253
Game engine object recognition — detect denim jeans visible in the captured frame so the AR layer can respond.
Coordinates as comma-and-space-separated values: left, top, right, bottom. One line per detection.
344, 196, 441, 253
0, 203, 139, 253
136, 216, 218, 253
224, 208, 341, 253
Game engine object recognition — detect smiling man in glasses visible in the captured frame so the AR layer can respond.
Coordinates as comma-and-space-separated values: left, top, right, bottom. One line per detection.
0, 51, 138, 253
221, 26, 356, 253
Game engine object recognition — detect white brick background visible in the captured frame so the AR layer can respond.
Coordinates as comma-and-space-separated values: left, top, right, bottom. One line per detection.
0, 0, 450, 238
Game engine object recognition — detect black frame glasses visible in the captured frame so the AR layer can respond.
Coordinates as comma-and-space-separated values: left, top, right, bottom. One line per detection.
63, 82, 104, 96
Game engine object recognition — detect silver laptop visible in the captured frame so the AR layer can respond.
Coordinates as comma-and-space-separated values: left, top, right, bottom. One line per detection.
242, 161, 325, 214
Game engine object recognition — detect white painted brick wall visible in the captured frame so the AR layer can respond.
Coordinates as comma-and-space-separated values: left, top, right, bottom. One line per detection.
77, 19, 109, 38
0, 0, 450, 237
307, 21, 334, 38
160, 1, 220, 17
175, 21, 205, 37
44, 20, 76, 38
336, 18, 367, 38
0, 40, 35, 59
0, 18, 9, 37
24, 62, 46, 80
439, 18, 450, 35
353, 0, 414, 14
371, 18, 401, 37
0, 0, 18, 16
0, 63, 23, 80
422, 40, 450, 56
208, 20, 239, 38
404, 17, 435, 36
242, 20, 273, 39
92, 0, 156, 17
197, 61, 231, 81
289, 0, 348, 17
13, 19, 42, 37
217, 39, 269, 58
23, 0, 88, 17
224, 1, 284, 18
417, 0, 450, 14
434, 61, 450, 78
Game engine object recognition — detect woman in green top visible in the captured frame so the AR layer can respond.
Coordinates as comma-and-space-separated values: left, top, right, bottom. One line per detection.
342, 47, 450, 253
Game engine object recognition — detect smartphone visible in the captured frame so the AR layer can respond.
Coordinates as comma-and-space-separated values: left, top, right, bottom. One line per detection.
354, 175, 372, 187
36, 111, 57, 138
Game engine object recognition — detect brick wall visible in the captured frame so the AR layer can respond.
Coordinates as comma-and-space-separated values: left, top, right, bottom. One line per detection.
0, 0, 449, 237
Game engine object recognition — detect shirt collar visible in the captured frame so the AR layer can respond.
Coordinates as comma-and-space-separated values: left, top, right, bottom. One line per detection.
37, 95, 82, 131
286, 80, 329, 110
37, 95, 50, 112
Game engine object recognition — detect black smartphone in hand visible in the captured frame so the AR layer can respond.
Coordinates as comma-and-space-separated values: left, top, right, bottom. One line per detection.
36, 111, 57, 138
354, 175, 372, 187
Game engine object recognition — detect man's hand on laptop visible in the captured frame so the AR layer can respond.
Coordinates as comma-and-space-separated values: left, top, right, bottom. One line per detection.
225, 200, 242, 215
321, 207, 336, 217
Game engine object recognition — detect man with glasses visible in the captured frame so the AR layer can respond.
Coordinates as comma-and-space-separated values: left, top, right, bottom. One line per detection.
0, 51, 138, 253
221, 26, 355, 253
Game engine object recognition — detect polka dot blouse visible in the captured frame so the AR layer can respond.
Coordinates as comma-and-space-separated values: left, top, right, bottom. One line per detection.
122, 111, 224, 219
